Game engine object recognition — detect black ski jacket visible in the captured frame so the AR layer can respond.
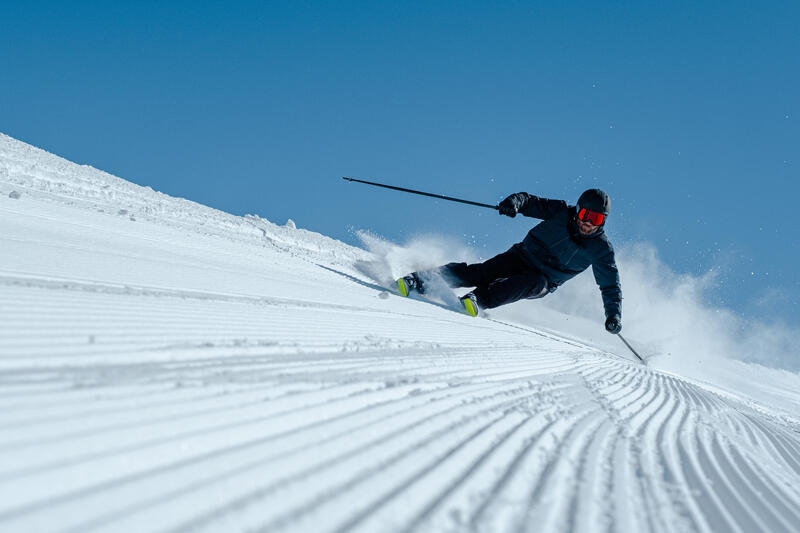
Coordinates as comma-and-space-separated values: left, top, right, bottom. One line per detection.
506, 193, 622, 319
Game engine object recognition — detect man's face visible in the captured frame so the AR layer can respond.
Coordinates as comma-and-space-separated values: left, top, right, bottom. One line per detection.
577, 218, 600, 235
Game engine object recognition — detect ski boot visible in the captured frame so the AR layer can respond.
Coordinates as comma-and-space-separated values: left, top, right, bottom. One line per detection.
460, 292, 480, 317
396, 272, 425, 297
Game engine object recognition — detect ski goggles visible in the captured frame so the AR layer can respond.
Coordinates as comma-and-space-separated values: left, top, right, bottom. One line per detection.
577, 207, 605, 226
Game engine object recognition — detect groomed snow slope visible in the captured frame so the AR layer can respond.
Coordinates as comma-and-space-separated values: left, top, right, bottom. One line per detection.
1, 133, 799, 533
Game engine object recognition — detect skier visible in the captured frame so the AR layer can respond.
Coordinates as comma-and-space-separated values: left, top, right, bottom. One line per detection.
397, 188, 623, 334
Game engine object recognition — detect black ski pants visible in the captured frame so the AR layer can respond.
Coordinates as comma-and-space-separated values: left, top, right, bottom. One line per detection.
438, 248, 550, 309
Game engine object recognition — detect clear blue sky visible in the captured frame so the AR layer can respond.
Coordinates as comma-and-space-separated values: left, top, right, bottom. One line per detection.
2, 1, 798, 324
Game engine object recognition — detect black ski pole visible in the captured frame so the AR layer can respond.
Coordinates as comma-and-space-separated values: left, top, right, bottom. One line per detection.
617, 333, 645, 363
342, 176, 499, 210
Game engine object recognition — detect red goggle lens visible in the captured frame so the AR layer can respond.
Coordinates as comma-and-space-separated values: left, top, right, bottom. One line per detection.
578, 208, 605, 226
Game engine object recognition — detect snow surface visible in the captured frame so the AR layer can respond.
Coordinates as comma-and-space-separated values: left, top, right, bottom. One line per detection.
1, 132, 799, 533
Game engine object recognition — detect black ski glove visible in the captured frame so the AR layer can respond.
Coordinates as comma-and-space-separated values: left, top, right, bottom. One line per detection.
498, 195, 520, 217
605, 315, 622, 334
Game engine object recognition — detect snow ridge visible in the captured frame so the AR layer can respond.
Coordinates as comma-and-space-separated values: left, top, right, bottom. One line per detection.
1, 133, 799, 532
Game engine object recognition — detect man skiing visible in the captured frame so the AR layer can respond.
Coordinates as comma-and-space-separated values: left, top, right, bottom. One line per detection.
397, 188, 623, 335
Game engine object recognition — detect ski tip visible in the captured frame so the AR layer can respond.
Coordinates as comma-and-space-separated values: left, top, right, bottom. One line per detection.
396, 278, 409, 297
462, 298, 479, 317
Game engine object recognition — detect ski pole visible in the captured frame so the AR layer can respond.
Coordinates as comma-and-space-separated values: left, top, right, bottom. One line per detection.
617, 333, 645, 363
342, 176, 499, 210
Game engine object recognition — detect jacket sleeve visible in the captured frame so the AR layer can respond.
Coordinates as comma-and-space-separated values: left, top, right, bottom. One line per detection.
592, 244, 622, 319
507, 193, 568, 220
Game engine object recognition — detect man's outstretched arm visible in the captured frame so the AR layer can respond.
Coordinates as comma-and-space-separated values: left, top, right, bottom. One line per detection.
592, 247, 623, 333
498, 193, 568, 219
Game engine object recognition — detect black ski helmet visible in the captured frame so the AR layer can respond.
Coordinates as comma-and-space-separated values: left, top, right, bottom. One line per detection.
577, 189, 610, 216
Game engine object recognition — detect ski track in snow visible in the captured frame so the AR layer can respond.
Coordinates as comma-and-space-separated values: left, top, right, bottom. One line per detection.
1, 133, 800, 533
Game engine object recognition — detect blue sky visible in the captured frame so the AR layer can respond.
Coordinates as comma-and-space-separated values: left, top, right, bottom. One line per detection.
2, 1, 798, 324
